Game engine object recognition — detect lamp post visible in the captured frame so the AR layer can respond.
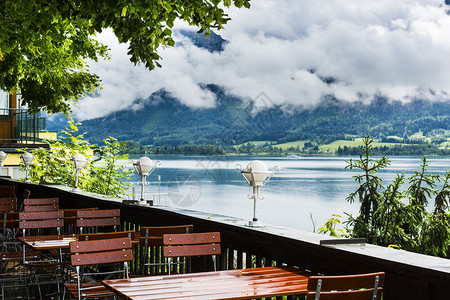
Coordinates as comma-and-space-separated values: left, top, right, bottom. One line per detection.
20, 152, 34, 183
133, 156, 160, 204
236, 160, 280, 227
0, 151, 7, 177
71, 153, 87, 192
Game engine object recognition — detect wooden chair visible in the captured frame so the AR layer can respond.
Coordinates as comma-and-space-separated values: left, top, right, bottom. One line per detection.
19, 210, 64, 237
0, 186, 15, 198
63, 237, 133, 300
60, 207, 97, 234
306, 272, 385, 300
162, 232, 221, 275
1, 212, 26, 270
0, 198, 17, 212
0, 211, 38, 299
75, 209, 121, 234
139, 225, 193, 275
23, 197, 59, 212
18, 210, 65, 298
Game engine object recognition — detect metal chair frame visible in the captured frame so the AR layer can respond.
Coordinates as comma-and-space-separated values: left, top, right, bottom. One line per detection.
63, 237, 133, 300
306, 272, 385, 300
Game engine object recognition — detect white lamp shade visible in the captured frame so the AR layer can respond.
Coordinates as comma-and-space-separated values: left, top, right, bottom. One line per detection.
72, 153, 87, 169
21, 152, 34, 164
135, 156, 153, 176
0, 151, 7, 163
245, 160, 269, 185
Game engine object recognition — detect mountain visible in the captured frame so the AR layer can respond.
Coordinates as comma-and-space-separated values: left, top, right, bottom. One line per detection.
45, 30, 450, 147
55, 85, 449, 146
74, 85, 294, 145
177, 30, 228, 52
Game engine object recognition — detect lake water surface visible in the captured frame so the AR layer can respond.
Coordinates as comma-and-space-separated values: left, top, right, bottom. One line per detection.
127, 155, 449, 232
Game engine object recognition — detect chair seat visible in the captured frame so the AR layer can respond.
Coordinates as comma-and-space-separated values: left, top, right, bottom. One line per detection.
63, 282, 115, 298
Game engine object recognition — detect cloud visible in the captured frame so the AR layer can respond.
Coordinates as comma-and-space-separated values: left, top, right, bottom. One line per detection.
73, 0, 450, 120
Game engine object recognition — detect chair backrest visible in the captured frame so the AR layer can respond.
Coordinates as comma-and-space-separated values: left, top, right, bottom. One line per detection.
0, 198, 17, 212
76, 209, 120, 234
68, 237, 133, 300
19, 210, 64, 235
69, 237, 133, 266
61, 208, 98, 218
163, 232, 220, 275
0, 186, 15, 198
140, 225, 194, 247
23, 197, 59, 212
306, 272, 385, 300
79, 230, 137, 241
139, 225, 194, 275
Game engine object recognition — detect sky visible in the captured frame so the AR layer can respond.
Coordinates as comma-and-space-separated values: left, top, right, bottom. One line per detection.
73, 0, 450, 120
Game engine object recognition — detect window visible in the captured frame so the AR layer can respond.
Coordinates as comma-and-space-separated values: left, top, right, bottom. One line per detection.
0, 90, 10, 115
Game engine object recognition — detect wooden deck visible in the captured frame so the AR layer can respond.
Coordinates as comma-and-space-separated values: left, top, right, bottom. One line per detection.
3, 177, 450, 299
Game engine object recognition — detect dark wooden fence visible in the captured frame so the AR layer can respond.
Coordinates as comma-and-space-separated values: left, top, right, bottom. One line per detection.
3, 178, 450, 300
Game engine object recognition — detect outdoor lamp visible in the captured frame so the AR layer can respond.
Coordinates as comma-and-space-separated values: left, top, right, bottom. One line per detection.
236, 160, 280, 227
71, 153, 87, 192
20, 152, 34, 183
134, 156, 161, 203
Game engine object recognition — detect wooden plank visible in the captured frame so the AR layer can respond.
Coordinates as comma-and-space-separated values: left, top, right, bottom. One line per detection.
76, 208, 120, 218
71, 249, 133, 266
19, 219, 64, 229
19, 210, 63, 220
70, 237, 132, 253
164, 244, 221, 257
0, 197, 17, 205
60, 207, 97, 218
163, 232, 220, 245
0, 204, 17, 211
103, 267, 309, 300
24, 204, 58, 212
24, 198, 59, 205
76, 218, 120, 227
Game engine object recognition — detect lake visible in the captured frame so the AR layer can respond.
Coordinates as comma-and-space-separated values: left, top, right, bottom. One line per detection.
126, 155, 449, 232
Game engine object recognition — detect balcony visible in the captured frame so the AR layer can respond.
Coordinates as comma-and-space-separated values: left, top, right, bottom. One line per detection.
0, 108, 49, 148
2, 177, 450, 299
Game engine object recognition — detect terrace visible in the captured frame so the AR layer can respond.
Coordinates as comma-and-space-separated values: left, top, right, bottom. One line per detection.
1, 176, 450, 299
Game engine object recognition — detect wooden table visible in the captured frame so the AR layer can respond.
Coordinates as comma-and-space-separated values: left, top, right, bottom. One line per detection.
18, 231, 141, 250
102, 266, 310, 300
18, 234, 77, 250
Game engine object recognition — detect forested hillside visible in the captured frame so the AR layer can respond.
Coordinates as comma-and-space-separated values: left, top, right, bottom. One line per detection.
53, 84, 450, 149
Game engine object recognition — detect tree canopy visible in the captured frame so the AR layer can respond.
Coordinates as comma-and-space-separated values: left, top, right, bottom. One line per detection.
0, 0, 251, 114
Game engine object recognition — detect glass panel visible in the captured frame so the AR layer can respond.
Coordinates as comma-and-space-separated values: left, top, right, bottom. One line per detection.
0, 90, 9, 115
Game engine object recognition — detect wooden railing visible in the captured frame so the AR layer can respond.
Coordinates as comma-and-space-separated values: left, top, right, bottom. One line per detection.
3, 178, 450, 300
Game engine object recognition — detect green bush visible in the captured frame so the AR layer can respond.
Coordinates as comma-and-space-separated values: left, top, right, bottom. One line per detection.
19, 120, 132, 197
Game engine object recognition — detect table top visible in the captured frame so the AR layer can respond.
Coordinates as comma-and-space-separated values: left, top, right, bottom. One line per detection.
18, 232, 141, 250
103, 266, 310, 300
18, 234, 77, 250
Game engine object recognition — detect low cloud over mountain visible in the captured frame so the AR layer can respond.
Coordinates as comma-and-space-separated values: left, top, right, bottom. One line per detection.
73, 0, 450, 121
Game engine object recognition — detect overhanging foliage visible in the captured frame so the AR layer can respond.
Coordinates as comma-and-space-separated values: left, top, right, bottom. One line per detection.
0, 0, 251, 114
